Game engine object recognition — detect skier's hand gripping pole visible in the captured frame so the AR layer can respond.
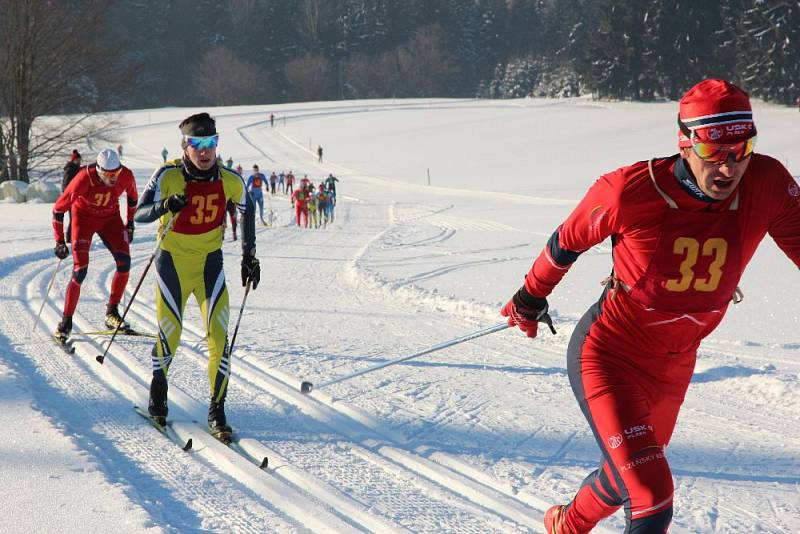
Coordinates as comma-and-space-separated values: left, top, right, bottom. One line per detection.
300, 322, 510, 395
96, 215, 175, 364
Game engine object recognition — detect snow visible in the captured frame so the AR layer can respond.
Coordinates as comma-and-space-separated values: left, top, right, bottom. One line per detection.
1, 97, 798, 533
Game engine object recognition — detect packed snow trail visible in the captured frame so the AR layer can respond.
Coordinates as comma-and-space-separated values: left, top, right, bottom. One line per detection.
2, 100, 799, 532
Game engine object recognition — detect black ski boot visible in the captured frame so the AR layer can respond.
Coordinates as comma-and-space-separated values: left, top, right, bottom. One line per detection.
105, 303, 130, 332
148, 373, 168, 427
54, 315, 73, 350
208, 401, 232, 443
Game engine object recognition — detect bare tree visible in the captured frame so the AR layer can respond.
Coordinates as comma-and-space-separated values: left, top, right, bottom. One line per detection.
343, 25, 460, 100
285, 54, 334, 102
0, 0, 136, 183
193, 46, 271, 106
345, 52, 401, 99
397, 25, 461, 97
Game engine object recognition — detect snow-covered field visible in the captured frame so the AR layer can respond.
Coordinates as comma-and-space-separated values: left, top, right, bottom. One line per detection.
1, 97, 798, 533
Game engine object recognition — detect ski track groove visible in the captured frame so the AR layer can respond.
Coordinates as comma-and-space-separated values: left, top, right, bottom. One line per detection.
8, 257, 297, 533
83, 229, 545, 531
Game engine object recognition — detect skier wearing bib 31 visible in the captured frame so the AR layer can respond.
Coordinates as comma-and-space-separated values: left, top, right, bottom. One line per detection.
52, 148, 138, 345
134, 112, 261, 440
501, 79, 800, 533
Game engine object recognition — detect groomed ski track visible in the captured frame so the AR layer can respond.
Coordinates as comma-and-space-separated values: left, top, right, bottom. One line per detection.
4, 101, 798, 533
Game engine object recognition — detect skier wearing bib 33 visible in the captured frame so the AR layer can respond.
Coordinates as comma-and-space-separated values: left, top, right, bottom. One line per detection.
502, 79, 800, 533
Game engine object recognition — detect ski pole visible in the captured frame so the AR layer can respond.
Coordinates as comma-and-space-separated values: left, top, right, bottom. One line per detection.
300, 321, 511, 394
227, 278, 252, 360
96, 215, 175, 364
31, 257, 64, 336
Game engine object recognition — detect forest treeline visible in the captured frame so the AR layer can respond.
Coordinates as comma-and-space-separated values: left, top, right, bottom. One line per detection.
1, 0, 798, 182
114, 0, 798, 107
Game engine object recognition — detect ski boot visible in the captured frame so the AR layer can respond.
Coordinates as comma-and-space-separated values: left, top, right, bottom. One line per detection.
544, 504, 567, 534
105, 303, 130, 332
54, 315, 74, 352
208, 401, 233, 444
148, 373, 168, 427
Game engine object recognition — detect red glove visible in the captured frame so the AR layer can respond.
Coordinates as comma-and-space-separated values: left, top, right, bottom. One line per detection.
500, 287, 555, 338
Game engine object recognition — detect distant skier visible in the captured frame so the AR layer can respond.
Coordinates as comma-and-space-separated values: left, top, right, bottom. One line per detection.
52, 148, 138, 345
269, 171, 277, 195
62, 150, 82, 192
226, 156, 234, 169
278, 171, 285, 194
226, 200, 238, 240
269, 113, 275, 127
324, 173, 339, 205
285, 170, 295, 195
317, 145, 323, 163
61, 149, 84, 243
117, 144, 124, 160
299, 174, 310, 191
246, 164, 267, 224
291, 186, 310, 228
307, 191, 319, 229
161, 147, 169, 162
317, 185, 331, 228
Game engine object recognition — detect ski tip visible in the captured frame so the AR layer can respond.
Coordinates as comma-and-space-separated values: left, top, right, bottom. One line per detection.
183, 438, 193, 451
259, 457, 269, 469
300, 381, 313, 394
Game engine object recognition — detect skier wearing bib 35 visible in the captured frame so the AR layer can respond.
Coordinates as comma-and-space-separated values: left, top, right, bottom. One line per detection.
502, 79, 800, 533
134, 112, 261, 441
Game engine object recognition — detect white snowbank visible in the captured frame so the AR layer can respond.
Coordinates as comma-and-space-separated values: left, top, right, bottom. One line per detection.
0, 180, 28, 203
26, 181, 60, 203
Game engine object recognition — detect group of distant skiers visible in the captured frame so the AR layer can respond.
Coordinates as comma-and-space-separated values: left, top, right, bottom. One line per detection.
289, 174, 338, 229
220, 163, 339, 234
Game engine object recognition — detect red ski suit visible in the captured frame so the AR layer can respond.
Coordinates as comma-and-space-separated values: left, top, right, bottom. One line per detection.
52, 164, 138, 317
291, 189, 310, 228
524, 154, 800, 532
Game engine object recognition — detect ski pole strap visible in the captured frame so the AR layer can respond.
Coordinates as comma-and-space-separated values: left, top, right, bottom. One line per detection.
313, 322, 510, 391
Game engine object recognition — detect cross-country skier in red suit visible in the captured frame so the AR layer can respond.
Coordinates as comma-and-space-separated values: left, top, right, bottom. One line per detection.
501, 79, 800, 533
52, 148, 139, 344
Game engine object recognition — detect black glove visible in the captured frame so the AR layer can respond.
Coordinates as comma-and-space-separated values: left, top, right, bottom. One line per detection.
241, 254, 260, 289
54, 241, 69, 259
500, 286, 557, 338
126, 221, 135, 243
161, 194, 188, 214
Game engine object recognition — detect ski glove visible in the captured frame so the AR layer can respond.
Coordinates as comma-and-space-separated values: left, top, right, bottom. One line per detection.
161, 194, 188, 214
500, 286, 557, 338
126, 221, 135, 243
241, 254, 260, 290
54, 240, 69, 260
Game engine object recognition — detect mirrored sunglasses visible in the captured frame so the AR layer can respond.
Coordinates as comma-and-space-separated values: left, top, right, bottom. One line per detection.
183, 134, 220, 150
691, 133, 756, 165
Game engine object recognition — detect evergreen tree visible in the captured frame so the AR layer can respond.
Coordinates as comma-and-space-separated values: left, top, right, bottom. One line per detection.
740, 1, 800, 104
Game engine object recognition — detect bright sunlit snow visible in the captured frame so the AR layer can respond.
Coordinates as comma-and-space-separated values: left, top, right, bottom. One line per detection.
1, 97, 798, 533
